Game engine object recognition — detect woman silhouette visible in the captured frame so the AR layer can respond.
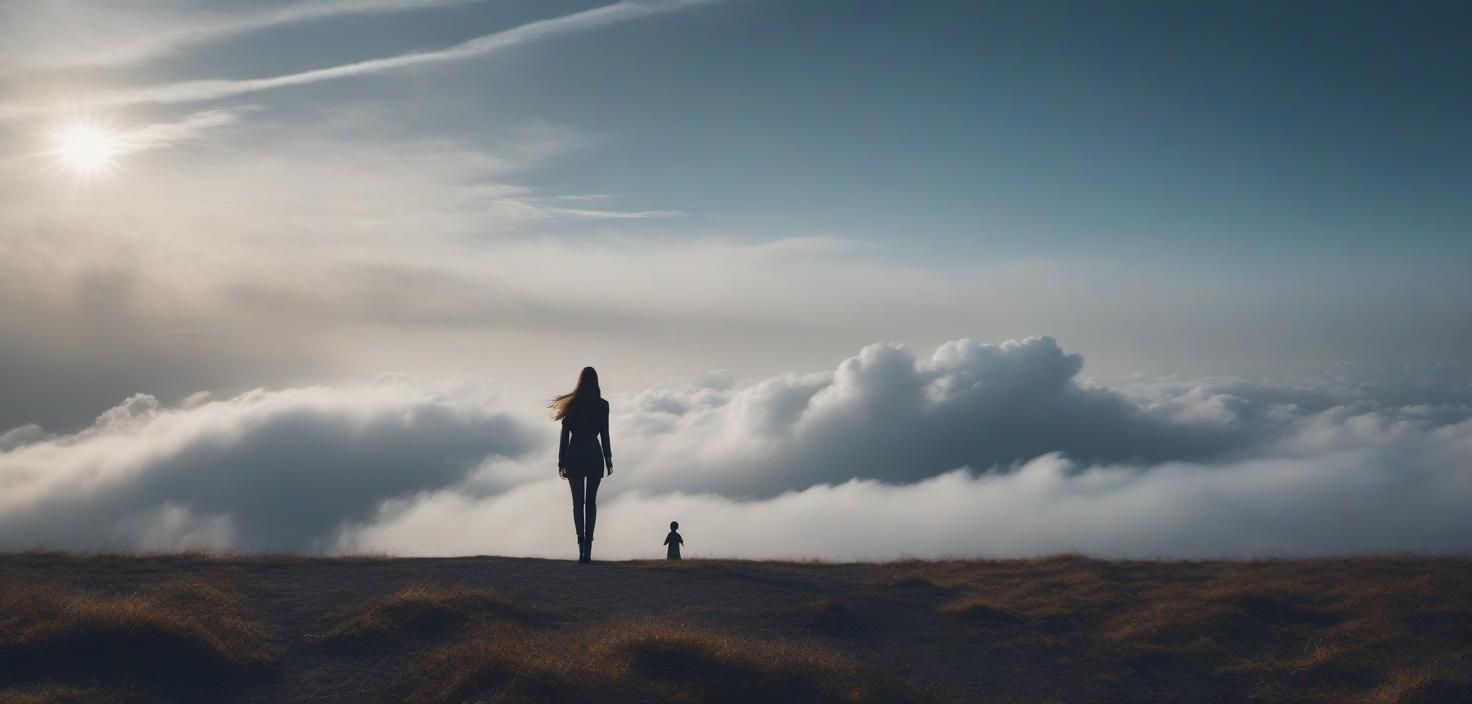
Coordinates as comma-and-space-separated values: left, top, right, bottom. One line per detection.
551, 366, 612, 563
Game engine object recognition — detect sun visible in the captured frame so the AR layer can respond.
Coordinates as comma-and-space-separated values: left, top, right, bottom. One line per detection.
53, 123, 121, 174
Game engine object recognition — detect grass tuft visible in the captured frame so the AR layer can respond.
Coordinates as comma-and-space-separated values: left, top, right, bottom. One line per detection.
937, 595, 1027, 625
319, 583, 540, 645
408, 620, 934, 704
884, 556, 1472, 703
785, 597, 867, 635
0, 578, 278, 676
0, 686, 143, 704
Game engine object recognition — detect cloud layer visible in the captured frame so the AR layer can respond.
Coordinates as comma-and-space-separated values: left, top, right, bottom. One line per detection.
0, 381, 533, 551
2, 336, 1469, 558
613, 336, 1247, 497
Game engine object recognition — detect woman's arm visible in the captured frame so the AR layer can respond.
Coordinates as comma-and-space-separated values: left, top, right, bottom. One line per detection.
558, 422, 570, 476
600, 402, 613, 475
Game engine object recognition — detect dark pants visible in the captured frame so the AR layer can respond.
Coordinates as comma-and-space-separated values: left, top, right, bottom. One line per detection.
568, 474, 602, 543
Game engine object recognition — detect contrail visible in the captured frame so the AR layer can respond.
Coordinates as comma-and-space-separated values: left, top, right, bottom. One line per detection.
0, 1, 712, 121
4, 0, 496, 69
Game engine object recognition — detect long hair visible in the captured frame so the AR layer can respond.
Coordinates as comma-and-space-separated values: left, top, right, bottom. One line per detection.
550, 366, 601, 421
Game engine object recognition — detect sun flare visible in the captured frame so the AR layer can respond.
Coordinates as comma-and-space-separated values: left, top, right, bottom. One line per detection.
53, 123, 121, 174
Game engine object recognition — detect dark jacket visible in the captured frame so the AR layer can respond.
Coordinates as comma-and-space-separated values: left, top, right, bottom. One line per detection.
559, 398, 611, 477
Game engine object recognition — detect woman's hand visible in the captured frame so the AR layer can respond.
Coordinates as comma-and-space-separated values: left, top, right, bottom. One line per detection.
558, 467, 568, 479
605, 462, 613, 477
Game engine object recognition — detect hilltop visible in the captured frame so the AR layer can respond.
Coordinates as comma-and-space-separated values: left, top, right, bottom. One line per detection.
0, 553, 1469, 703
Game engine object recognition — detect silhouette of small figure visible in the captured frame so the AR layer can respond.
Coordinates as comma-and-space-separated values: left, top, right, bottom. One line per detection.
664, 521, 684, 560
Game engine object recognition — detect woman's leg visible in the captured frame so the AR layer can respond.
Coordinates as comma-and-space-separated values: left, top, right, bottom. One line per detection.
568, 476, 587, 543
583, 474, 603, 542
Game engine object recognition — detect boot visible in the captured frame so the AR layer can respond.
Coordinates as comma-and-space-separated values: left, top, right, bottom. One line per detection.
575, 538, 584, 563
580, 539, 592, 564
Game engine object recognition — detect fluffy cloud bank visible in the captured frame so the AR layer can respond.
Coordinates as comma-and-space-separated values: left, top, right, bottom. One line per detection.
2, 336, 1470, 557
614, 336, 1245, 497
0, 381, 533, 552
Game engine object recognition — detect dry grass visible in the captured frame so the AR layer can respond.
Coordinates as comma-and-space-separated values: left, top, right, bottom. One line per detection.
408, 620, 935, 704
0, 686, 137, 704
785, 596, 866, 634
2, 553, 1469, 702
0, 578, 279, 674
882, 555, 1472, 703
936, 594, 1026, 620
319, 583, 540, 644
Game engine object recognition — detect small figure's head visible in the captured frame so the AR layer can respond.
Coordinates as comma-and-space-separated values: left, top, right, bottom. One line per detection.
670, 520, 679, 531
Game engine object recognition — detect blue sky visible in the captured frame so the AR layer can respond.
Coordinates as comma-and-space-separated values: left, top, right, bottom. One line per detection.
0, 0, 1469, 431
129, 0, 1472, 265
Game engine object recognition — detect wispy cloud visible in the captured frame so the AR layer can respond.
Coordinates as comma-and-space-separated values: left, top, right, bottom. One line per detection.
0, 0, 493, 69
0, 1, 714, 120
538, 205, 686, 219
106, 106, 259, 156
532, 193, 692, 217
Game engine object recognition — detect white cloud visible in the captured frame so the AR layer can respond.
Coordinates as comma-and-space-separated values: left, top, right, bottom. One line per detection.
117, 503, 237, 552
533, 205, 685, 219
0, 380, 535, 551
339, 435, 1472, 559
105, 107, 259, 155
340, 402, 1472, 559
610, 336, 1243, 497
4, 336, 1470, 558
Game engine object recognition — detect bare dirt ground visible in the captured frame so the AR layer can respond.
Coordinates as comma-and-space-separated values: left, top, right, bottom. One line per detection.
1, 553, 1469, 703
